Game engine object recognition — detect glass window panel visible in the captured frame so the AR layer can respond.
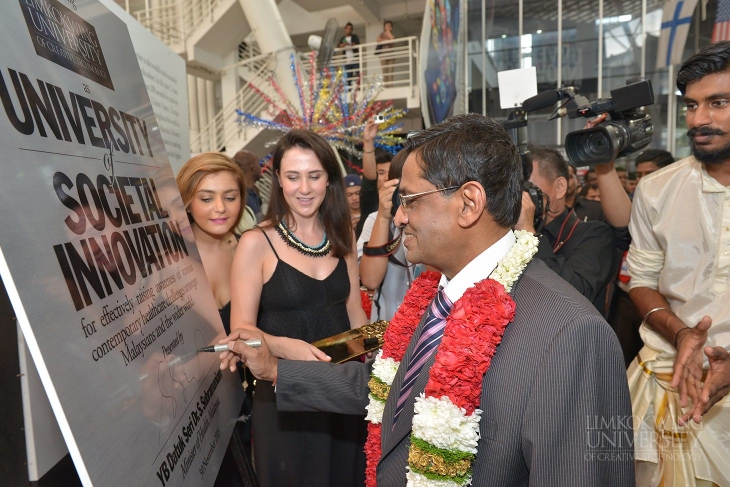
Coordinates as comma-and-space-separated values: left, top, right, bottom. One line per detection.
467, 0, 720, 165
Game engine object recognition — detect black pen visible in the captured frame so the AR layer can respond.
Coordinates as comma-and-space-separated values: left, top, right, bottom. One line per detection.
197, 340, 262, 353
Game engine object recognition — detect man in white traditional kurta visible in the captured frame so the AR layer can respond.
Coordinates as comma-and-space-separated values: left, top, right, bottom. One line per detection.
627, 41, 730, 487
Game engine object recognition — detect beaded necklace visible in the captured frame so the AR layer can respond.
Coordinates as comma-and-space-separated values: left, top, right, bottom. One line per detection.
275, 219, 330, 257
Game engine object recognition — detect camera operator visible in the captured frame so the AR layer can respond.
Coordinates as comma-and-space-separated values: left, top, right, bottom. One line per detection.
592, 149, 675, 367
574, 44, 730, 486
514, 146, 617, 314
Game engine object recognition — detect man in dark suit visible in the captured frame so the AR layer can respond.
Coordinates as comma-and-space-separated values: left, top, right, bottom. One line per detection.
223, 114, 634, 486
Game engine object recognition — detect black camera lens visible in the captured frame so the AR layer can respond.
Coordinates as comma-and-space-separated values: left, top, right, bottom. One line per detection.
566, 125, 621, 166
589, 134, 607, 151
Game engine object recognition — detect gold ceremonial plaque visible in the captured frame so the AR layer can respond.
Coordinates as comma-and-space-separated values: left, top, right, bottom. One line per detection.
311, 320, 389, 364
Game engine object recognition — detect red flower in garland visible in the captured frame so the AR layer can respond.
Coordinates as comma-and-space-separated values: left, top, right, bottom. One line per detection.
365, 274, 517, 484
364, 422, 382, 487
366, 231, 537, 486
425, 278, 516, 414
364, 271, 440, 487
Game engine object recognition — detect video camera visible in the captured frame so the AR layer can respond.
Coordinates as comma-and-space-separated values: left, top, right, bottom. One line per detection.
522, 78, 654, 167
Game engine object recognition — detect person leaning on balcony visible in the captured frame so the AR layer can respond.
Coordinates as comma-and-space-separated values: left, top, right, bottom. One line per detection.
376, 20, 395, 84
338, 22, 360, 84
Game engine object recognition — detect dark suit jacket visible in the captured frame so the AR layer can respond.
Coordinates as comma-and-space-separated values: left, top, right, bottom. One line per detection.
536, 208, 617, 313
276, 259, 634, 486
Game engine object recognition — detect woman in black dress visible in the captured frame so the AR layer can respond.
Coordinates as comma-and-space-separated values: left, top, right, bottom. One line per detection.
229, 131, 368, 487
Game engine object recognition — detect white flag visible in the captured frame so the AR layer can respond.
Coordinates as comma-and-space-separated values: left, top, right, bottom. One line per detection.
656, 0, 699, 68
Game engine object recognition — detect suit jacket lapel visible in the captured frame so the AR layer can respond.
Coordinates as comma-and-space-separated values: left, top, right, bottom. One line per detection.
380, 312, 435, 459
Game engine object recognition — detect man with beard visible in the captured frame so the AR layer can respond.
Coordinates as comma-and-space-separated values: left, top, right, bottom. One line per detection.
627, 42, 730, 487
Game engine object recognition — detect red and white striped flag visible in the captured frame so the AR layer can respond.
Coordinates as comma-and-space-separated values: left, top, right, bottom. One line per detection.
712, 0, 730, 42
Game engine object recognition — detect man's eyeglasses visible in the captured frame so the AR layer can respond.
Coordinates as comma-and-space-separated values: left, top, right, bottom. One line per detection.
397, 186, 460, 212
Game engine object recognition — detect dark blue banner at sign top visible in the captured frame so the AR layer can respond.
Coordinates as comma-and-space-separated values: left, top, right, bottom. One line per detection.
19, 0, 114, 90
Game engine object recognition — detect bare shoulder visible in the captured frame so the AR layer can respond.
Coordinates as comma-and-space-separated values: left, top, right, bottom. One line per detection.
236, 224, 276, 258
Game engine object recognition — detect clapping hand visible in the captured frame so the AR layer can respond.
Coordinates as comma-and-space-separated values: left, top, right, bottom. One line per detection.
671, 316, 711, 417
679, 345, 730, 425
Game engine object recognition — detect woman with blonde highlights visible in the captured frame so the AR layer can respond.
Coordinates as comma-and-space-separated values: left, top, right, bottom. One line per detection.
176, 152, 244, 332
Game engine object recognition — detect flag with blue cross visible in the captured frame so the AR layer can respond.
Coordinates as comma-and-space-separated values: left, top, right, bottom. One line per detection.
656, 0, 699, 69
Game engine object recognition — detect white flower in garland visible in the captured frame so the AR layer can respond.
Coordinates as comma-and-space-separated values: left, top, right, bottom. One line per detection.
372, 351, 399, 385
404, 231, 538, 487
406, 470, 468, 487
490, 230, 539, 291
365, 394, 386, 423
367, 350, 400, 424
411, 395, 481, 453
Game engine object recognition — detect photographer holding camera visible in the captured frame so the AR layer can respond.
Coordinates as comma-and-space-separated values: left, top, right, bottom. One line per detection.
514, 146, 617, 314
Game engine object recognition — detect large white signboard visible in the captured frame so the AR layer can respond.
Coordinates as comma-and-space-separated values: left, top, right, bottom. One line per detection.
99, 0, 190, 172
0, 1, 242, 486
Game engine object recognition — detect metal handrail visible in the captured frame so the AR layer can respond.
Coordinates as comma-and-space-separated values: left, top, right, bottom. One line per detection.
223, 51, 270, 73
134, 0, 224, 49
133, 1, 418, 93
326, 36, 419, 90
239, 39, 262, 61
191, 61, 274, 153
191, 36, 420, 154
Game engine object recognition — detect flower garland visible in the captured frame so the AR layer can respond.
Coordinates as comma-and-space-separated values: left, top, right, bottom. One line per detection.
365, 230, 539, 486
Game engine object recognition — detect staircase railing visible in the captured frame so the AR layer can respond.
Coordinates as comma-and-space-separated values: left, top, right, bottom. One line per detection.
191, 61, 273, 153
133, 0, 223, 50
192, 36, 420, 154
328, 36, 420, 91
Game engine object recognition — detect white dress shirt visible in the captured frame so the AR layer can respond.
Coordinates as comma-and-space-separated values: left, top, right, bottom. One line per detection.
440, 230, 515, 303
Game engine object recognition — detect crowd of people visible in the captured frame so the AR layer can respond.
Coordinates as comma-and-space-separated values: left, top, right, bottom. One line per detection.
172, 40, 730, 487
